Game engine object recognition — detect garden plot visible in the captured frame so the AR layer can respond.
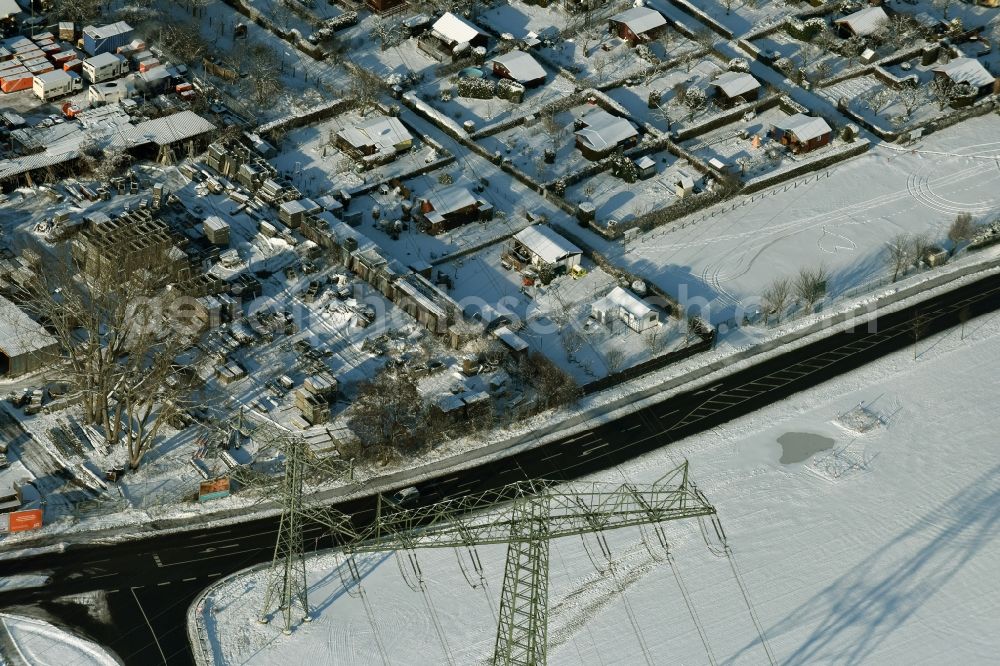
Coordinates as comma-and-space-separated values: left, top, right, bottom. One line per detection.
334, 19, 441, 82
680, 105, 825, 181
419, 67, 575, 132
441, 244, 678, 382
658, 0, 790, 38
603, 113, 1000, 325
240, 0, 343, 37
604, 57, 744, 133
477, 0, 576, 37
267, 113, 441, 197
540, 26, 700, 86
477, 105, 603, 183
817, 53, 993, 134
337, 164, 556, 266
564, 149, 690, 226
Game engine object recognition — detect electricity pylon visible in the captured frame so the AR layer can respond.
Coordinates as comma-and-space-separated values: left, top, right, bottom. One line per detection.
246, 420, 352, 633
259, 454, 718, 663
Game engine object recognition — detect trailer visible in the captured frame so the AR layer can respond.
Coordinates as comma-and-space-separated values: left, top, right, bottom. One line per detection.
33, 69, 82, 101
81, 52, 127, 83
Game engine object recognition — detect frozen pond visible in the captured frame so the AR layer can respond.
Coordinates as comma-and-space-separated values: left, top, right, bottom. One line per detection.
777, 431, 834, 464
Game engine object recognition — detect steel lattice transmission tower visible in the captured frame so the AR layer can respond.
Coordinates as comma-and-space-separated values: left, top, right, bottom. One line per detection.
275, 461, 719, 665
252, 420, 352, 634
258, 435, 310, 633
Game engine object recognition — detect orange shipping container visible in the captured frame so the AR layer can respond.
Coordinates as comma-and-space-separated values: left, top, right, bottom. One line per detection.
138, 59, 159, 72
62, 60, 81, 72
1, 72, 33, 93
175, 82, 193, 92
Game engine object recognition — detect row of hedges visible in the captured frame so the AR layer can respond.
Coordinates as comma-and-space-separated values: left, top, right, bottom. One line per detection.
257, 98, 352, 140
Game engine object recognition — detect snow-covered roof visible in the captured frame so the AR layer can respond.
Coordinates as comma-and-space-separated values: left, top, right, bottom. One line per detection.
337, 116, 412, 154
34, 69, 71, 85
513, 225, 582, 264
424, 185, 477, 215
592, 286, 653, 321
83, 21, 133, 40
834, 7, 888, 37
83, 52, 123, 68
490, 49, 546, 83
431, 12, 484, 45
933, 57, 995, 88
777, 113, 832, 142
0, 0, 20, 19
493, 326, 528, 352
574, 107, 638, 153
203, 216, 229, 232
713, 71, 760, 98
676, 171, 695, 188
0, 294, 57, 358
610, 6, 667, 35
635, 155, 656, 170
112, 111, 216, 148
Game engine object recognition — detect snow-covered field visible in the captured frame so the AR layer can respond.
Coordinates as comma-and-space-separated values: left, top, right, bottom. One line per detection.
0, 614, 120, 666
603, 113, 1000, 323
198, 296, 1000, 665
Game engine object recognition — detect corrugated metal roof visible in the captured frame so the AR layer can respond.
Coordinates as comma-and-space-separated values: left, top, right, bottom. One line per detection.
0, 294, 57, 358
111, 110, 216, 148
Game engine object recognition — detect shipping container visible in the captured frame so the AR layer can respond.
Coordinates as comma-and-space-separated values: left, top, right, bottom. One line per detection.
28, 63, 55, 75
1, 72, 33, 94
82, 21, 133, 56
138, 58, 159, 73
59, 22, 75, 41
175, 82, 193, 92
21, 56, 48, 69
40, 44, 63, 55
51, 50, 76, 64
62, 59, 82, 72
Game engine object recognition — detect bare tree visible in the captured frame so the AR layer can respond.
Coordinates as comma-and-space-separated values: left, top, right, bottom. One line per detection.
794, 265, 829, 311
50, 0, 103, 22
762, 276, 792, 323
887, 233, 913, 282
158, 23, 211, 66
604, 347, 626, 374
910, 233, 933, 267
897, 85, 926, 119
948, 212, 976, 252
238, 41, 284, 109
861, 87, 894, 116
929, 76, 958, 111
16, 243, 199, 470
349, 367, 427, 454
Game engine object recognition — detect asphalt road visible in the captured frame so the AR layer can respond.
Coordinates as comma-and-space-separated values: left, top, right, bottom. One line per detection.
3, 269, 1000, 665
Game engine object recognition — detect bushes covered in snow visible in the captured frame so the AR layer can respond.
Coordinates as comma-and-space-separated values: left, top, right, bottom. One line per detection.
458, 77, 495, 100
